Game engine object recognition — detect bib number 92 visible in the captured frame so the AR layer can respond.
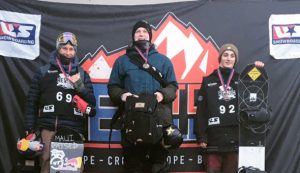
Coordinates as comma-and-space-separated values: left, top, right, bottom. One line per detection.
219, 105, 235, 114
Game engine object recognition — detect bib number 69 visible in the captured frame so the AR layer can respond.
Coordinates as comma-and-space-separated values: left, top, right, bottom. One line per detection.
56, 92, 72, 103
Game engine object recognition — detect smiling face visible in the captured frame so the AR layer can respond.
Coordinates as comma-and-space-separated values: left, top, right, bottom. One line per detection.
219, 50, 236, 69
134, 27, 150, 42
58, 43, 76, 59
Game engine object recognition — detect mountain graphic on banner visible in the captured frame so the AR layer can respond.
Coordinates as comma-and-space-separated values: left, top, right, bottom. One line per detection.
81, 12, 219, 84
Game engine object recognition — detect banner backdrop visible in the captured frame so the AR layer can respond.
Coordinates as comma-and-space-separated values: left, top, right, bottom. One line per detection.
269, 14, 300, 59
0, 10, 41, 59
1, 0, 300, 173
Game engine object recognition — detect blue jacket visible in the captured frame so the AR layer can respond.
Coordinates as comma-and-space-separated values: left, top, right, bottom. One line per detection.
24, 51, 96, 133
108, 45, 178, 126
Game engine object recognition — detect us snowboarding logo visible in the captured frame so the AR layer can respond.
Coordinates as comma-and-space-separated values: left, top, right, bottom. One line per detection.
271, 24, 300, 44
269, 14, 300, 59
80, 12, 219, 142
0, 10, 41, 59
0, 20, 36, 45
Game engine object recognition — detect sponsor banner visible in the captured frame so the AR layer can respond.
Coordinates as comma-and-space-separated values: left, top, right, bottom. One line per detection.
0, 10, 41, 59
269, 14, 300, 59
2, 1, 300, 172
83, 143, 205, 172
50, 142, 84, 173
81, 12, 219, 172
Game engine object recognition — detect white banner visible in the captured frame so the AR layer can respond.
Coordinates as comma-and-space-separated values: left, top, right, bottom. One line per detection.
0, 10, 41, 60
269, 14, 300, 59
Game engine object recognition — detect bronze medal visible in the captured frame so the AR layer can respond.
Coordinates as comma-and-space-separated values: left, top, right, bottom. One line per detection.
143, 63, 150, 69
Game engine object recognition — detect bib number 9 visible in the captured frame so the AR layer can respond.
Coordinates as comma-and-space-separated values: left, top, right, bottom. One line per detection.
219, 105, 235, 114
56, 92, 72, 103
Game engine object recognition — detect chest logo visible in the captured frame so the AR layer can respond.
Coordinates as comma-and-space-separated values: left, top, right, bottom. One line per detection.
57, 73, 74, 89
218, 85, 236, 101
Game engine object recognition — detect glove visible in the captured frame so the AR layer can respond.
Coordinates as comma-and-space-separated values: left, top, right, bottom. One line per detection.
73, 95, 96, 117
25, 132, 36, 141
29, 141, 44, 151
17, 132, 43, 152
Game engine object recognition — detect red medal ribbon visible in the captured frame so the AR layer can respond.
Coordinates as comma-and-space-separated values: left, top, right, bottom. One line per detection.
134, 46, 149, 64
56, 58, 73, 81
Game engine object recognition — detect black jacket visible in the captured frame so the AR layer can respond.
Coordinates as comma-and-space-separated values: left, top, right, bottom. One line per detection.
24, 51, 96, 133
195, 67, 239, 149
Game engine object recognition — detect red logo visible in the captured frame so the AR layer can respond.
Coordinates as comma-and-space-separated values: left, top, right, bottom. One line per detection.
81, 12, 219, 84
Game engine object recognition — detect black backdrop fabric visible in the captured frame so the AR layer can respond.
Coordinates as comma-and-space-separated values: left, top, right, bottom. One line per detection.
1, 0, 300, 172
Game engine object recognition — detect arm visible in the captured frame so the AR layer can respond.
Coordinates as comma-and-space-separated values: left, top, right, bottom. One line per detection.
108, 85, 129, 105
194, 79, 209, 146
157, 84, 177, 104
157, 58, 178, 104
107, 59, 129, 105
71, 71, 96, 107
24, 70, 42, 132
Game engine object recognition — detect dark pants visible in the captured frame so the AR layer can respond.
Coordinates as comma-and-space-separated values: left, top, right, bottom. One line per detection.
204, 152, 238, 173
40, 129, 56, 173
123, 142, 169, 173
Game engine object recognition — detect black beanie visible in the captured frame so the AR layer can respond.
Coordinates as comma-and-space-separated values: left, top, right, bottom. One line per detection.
132, 20, 152, 42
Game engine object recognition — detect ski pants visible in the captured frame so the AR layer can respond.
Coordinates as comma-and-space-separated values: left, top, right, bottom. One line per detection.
204, 152, 238, 173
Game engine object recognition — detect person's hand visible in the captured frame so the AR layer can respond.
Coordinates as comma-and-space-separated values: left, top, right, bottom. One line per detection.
254, 61, 264, 68
199, 142, 207, 148
121, 92, 133, 102
25, 130, 29, 136
154, 92, 164, 103
24, 130, 36, 140
69, 73, 80, 83
24, 129, 34, 137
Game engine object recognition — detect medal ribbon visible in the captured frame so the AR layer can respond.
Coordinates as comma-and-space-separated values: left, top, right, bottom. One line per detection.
134, 46, 149, 64
56, 58, 73, 81
217, 68, 234, 98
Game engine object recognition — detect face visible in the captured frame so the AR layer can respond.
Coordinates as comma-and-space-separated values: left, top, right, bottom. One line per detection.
58, 43, 76, 59
219, 50, 236, 69
134, 27, 150, 41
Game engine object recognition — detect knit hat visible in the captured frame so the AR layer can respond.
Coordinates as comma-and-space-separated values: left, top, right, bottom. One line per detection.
132, 20, 152, 42
218, 43, 239, 65
56, 32, 78, 51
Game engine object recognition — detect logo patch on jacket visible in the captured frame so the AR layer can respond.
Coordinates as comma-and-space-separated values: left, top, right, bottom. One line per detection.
43, 105, 55, 112
218, 86, 236, 101
57, 73, 74, 89
207, 82, 217, 87
48, 70, 58, 73
208, 117, 220, 125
